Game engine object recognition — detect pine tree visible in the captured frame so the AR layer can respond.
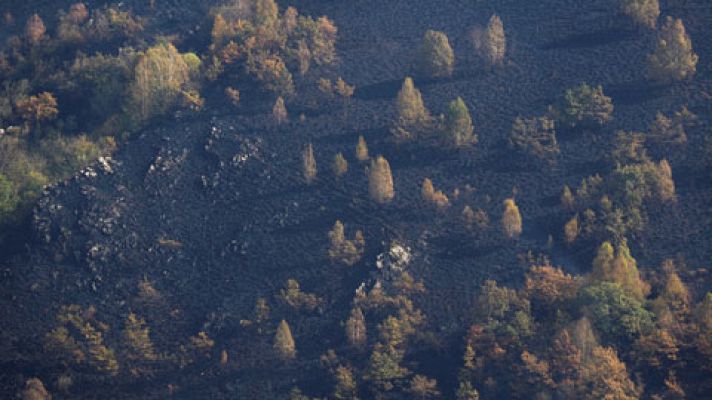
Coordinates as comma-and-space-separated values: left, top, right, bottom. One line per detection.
356, 135, 369, 161
392, 77, 431, 141
591, 241, 616, 283
655, 159, 675, 202
368, 156, 395, 204
561, 185, 575, 210
444, 97, 475, 147
621, 0, 660, 29
502, 198, 522, 239
274, 319, 296, 360
273, 96, 288, 124
564, 215, 579, 244
332, 152, 348, 178
334, 365, 357, 399
20, 378, 51, 400
648, 17, 698, 82
417, 30, 454, 77
302, 143, 317, 184
345, 307, 367, 348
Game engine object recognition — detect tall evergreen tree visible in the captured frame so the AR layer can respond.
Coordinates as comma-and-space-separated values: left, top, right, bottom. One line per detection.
392, 77, 431, 141
417, 30, 454, 77
502, 198, 522, 239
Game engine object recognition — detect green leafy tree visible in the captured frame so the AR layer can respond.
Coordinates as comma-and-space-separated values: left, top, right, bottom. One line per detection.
554, 83, 613, 128
581, 282, 654, 343
648, 17, 698, 82
417, 30, 454, 77
444, 97, 475, 147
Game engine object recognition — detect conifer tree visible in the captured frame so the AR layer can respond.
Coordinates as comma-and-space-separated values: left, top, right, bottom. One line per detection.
561, 185, 575, 210
444, 97, 475, 147
21, 378, 51, 400
334, 365, 357, 399
368, 156, 395, 204
332, 152, 348, 178
417, 30, 454, 77
274, 319, 296, 360
648, 17, 698, 82
564, 215, 579, 244
592, 241, 615, 282
621, 0, 660, 29
392, 77, 431, 141
356, 135, 369, 161
655, 159, 675, 202
302, 143, 317, 184
502, 198, 522, 239
345, 307, 367, 348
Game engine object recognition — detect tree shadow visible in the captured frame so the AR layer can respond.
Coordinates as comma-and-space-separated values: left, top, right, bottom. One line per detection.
542, 27, 636, 50
606, 79, 667, 106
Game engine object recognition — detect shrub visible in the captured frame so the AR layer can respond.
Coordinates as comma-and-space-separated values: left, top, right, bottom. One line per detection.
509, 115, 558, 161
554, 83, 613, 128
392, 77, 431, 141
443, 97, 475, 147
245, 52, 295, 96
621, 0, 660, 29
225, 87, 241, 106
368, 156, 395, 204
502, 198, 522, 239
20, 378, 51, 400
647, 17, 698, 82
417, 30, 454, 77
279, 279, 321, 311
648, 107, 695, 144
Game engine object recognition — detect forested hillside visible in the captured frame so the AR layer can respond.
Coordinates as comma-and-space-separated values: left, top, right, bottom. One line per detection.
1, 0, 712, 399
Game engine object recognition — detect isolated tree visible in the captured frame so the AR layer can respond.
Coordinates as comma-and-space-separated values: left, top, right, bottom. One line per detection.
345, 307, 367, 348
648, 17, 698, 82
25, 14, 46, 45
332, 152, 348, 178
417, 30, 454, 77
444, 97, 475, 147
302, 143, 317, 184
509, 115, 558, 161
274, 319, 296, 360
484, 14, 506, 65
621, 0, 660, 29
356, 135, 369, 161
392, 77, 431, 141
502, 198, 523, 239
273, 96, 287, 124
368, 156, 395, 204
130, 43, 191, 122
555, 83, 613, 128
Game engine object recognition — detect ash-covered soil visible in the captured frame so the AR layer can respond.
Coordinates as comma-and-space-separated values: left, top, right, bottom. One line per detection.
2, 0, 712, 398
